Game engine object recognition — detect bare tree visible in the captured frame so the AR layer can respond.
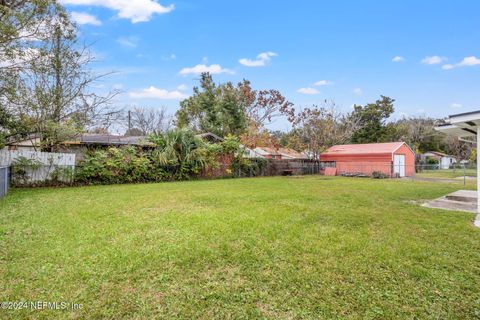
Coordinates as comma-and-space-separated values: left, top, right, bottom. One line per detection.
392, 117, 437, 150
0, 1, 69, 77
5, 14, 120, 150
1, 1, 67, 145
443, 135, 472, 161
292, 100, 361, 159
240, 80, 295, 126
127, 106, 171, 135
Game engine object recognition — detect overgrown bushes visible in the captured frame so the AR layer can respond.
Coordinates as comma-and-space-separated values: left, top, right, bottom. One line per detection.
11, 156, 42, 186
74, 130, 244, 185
232, 157, 267, 177
75, 147, 170, 184
8, 130, 305, 187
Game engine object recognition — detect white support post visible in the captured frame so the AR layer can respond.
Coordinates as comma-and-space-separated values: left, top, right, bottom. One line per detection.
477, 129, 480, 223
477, 130, 480, 212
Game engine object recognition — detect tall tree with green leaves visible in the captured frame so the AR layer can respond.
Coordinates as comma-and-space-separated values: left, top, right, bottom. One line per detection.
351, 95, 395, 143
176, 73, 248, 137
176, 73, 294, 140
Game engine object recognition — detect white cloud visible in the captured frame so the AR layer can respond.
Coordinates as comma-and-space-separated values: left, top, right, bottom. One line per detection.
179, 64, 233, 75
60, 0, 174, 23
160, 53, 176, 61
297, 87, 319, 95
129, 86, 187, 99
117, 36, 138, 48
392, 56, 404, 62
451, 103, 462, 108
176, 84, 188, 91
353, 88, 363, 95
441, 64, 454, 70
458, 56, 480, 67
239, 51, 277, 67
442, 56, 480, 70
421, 55, 446, 65
313, 80, 332, 86
71, 11, 102, 25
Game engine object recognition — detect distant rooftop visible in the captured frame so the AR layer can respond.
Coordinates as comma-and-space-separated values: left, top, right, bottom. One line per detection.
64, 134, 153, 146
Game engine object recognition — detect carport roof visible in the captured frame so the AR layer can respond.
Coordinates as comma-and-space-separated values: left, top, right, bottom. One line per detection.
435, 110, 480, 138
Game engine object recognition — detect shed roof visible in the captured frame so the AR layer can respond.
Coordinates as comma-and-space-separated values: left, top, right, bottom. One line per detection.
322, 142, 408, 155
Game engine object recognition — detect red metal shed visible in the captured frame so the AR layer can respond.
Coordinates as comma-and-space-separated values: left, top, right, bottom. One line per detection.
320, 142, 415, 177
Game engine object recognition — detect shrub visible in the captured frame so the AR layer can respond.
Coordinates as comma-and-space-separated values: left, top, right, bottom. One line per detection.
49, 166, 75, 185
426, 156, 439, 165
75, 147, 170, 184
232, 157, 267, 177
150, 129, 210, 180
11, 156, 43, 186
372, 171, 387, 179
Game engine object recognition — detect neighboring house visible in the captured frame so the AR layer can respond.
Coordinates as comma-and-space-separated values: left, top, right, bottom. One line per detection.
253, 147, 282, 159
320, 142, 415, 177
252, 147, 309, 160
241, 145, 265, 158
57, 134, 154, 162
4, 134, 41, 152
420, 151, 457, 169
277, 148, 310, 160
5, 132, 224, 163
62, 134, 154, 147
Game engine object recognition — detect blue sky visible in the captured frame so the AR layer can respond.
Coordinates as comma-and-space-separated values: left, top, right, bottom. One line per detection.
61, 0, 480, 132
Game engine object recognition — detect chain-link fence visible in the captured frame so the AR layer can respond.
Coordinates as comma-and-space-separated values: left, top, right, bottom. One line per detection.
414, 163, 476, 185
0, 166, 10, 198
6, 159, 322, 187
322, 162, 476, 185
3, 161, 477, 189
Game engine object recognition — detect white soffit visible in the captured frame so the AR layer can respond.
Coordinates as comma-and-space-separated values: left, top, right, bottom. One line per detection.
435, 110, 480, 138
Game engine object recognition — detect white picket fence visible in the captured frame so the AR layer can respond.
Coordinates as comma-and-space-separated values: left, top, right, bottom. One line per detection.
0, 149, 76, 184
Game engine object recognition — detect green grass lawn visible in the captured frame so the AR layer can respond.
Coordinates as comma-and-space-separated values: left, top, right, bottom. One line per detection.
416, 168, 477, 179
1, 177, 479, 319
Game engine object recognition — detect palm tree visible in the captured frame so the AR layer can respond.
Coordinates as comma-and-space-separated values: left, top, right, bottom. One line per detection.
151, 129, 208, 179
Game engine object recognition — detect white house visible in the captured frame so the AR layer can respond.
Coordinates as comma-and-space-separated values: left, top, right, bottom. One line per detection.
421, 151, 457, 169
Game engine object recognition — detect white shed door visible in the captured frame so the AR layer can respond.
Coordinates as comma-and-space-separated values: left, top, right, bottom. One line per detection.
394, 154, 406, 177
